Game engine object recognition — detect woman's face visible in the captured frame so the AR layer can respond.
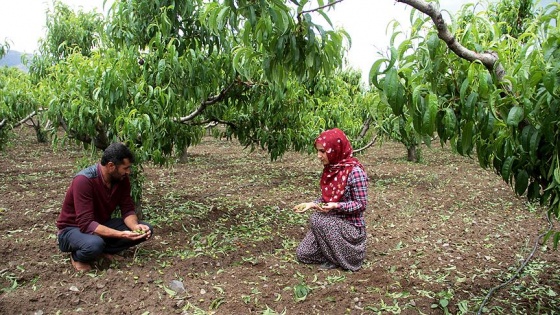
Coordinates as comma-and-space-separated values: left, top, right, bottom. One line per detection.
315, 143, 329, 165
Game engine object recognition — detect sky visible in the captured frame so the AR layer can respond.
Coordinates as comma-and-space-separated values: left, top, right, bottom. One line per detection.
313, 0, 474, 80
0, 0, 555, 80
0, 0, 109, 53
323, 0, 555, 80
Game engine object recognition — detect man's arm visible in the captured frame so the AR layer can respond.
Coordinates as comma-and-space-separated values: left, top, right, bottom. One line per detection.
72, 175, 99, 233
93, 217, 149, 240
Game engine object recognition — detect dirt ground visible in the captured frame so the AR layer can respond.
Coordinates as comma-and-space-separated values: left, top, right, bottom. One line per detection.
0, 127, 559, 315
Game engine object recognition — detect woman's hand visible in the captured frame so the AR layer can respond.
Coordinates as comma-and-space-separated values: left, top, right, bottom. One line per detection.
294, 202, 339, 213
316, 202, 338, 213
293, 202, 314, 213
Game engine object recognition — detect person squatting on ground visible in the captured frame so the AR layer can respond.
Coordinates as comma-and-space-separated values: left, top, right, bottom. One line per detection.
56, 142, 153, 271
293, 128, 368, 271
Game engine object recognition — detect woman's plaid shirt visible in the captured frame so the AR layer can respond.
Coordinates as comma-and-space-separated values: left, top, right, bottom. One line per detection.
316, 166, 368, 227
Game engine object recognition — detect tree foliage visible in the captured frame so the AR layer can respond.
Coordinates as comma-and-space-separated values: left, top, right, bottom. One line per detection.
0, 41, 11, 146
487, 0, 535, 39
29, 0, 350, 164
375, 0, 560, 235
370, 22, 439, 162
27, 2, 103, 84
0, 66, 46, 149
0, 1, 377, 207
0, 41, 7, 59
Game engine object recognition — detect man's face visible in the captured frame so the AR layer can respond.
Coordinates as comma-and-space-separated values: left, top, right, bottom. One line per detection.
108, 158, 132, 182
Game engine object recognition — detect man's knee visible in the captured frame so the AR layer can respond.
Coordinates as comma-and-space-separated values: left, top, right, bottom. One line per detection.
79, 237, 105, 259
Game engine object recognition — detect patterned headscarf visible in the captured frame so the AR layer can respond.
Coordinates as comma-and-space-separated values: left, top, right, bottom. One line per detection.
315, 128, 364, 202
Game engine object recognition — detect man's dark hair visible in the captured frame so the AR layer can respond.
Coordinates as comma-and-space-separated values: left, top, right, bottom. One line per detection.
101, 143, 135, 166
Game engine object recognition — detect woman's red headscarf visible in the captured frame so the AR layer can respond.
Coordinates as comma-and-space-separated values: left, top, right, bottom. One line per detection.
315, 128, 364, 202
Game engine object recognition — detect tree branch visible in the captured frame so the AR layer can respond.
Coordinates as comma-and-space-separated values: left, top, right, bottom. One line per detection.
58, 114, 91, 143
358, 117, 372, 139
353, 134, 378, 154
58, 114, 107, 150
299, 0, 344, 16
93, 123, 109, 150
185, 118, 237, 130
14, 110, 40, 128
178, 80, 238, 123
396, 0, 507, 81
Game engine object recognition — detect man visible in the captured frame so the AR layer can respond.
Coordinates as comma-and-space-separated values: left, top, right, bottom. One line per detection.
56, 142, 153, 271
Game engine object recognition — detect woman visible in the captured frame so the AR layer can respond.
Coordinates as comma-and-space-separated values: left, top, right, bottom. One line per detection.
294, 128, 368, 271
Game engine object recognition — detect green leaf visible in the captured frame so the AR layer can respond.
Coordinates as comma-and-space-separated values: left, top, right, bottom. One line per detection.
520, 125, 533, 152
369, 48, 397, 89
426, 33, 439, 58
460, 78, 469, 103
501, 156, 514, 184
506, 106, 524, 127
529, 130, 540, 163
413, 94, 424, 132
384, 68, 404, 116
527, 181, 541, 202
543, 71, 555, 94
543, 230, 554, 245
436, 110, 446, 143
216, 6, 230, 31
442, 108, 457, 140
514, 170, 529, 196
397, 39, 412, 59
463, 92, 478, 121
478, 70, 489, 97
293, 283, 309, 302
422, 93, 438, 135
554, 168, 560, 185
369, 59, 387, 89
461, 121, 474, 156
476, 141, 490, 168
163, 285, 177, 297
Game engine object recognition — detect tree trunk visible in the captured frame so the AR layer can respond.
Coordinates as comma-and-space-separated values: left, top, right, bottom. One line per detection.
34, 125, 47, 143
407, 145, 417, 162
179, 147, 189, 164
135, 199, 143, 220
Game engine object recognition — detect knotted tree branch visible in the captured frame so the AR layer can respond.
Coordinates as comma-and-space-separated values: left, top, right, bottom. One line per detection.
58, 114, 109, 150
178, 80, 238, 123
396, 0, 507, 83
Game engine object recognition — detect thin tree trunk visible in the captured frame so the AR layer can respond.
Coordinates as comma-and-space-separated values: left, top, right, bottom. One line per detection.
407, 145, 417, 162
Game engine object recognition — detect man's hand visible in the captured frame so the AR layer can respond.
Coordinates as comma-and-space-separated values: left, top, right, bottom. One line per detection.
122, 230, 148, 240
130, 223, 151, 240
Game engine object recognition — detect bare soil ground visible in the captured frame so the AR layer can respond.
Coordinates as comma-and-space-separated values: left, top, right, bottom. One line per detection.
0, 127, 559, 314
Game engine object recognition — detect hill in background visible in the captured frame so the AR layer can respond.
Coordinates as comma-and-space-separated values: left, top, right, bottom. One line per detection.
0, 50, 31, 72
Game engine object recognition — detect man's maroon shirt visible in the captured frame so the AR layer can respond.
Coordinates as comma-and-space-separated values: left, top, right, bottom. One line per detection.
56, 164, 136, 234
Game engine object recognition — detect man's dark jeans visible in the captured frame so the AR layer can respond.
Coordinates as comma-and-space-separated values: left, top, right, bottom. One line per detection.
58, 218, 153, 262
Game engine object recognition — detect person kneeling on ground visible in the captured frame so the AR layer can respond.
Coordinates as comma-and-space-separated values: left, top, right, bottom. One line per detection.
56, 142, 153, 271
293, 128, 368, 271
